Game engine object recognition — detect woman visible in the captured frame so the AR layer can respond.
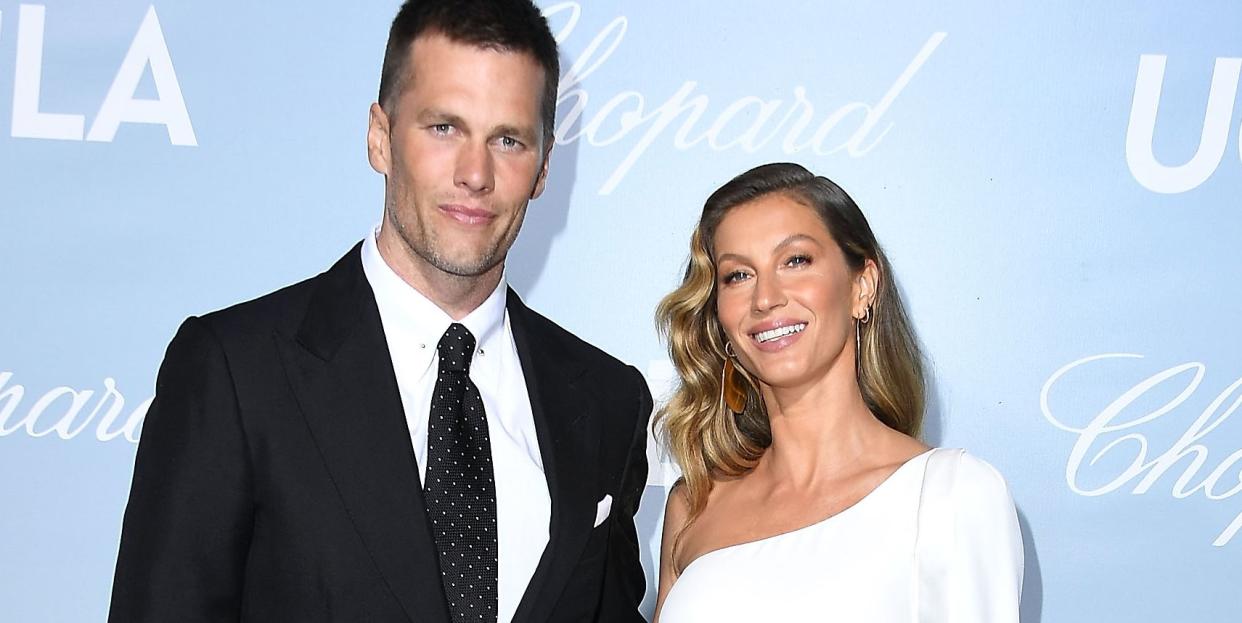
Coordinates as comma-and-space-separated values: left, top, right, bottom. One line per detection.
653, 163, 1022, 621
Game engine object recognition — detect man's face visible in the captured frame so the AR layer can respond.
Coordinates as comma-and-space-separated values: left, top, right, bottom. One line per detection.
368, 33, 550, 281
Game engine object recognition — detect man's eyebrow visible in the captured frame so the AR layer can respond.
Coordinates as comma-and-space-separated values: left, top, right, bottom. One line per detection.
494, 123, 537, 143
415, 108, 465, 127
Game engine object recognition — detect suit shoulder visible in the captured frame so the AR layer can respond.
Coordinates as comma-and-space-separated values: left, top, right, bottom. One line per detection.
195, 272, 322, 339
517, 303, 636, 377
194, 244, 363, 338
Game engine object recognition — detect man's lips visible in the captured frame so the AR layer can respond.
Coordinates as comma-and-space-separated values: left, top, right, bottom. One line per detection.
439, 204, 496, 226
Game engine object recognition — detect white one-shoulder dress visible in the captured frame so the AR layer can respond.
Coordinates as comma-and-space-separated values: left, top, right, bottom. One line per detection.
658, 448, 1023, 623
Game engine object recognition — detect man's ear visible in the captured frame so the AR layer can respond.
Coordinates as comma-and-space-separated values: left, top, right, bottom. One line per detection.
367, 103, 392, 176
530, 143, 552, 199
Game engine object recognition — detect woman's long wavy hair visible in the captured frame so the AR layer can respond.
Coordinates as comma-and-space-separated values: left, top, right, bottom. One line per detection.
654, 163, 925, 561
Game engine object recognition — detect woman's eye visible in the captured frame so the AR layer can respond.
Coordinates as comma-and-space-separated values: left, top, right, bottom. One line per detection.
722, 270, 750, 284
786, 254, 811, 267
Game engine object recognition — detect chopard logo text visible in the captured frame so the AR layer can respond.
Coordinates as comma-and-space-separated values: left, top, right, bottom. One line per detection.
0, 371, 149, 443
1041, 354, 1242, 546
546, 2, 945, 194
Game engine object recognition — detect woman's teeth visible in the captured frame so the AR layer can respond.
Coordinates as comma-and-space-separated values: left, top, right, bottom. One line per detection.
754, 323, 807, 343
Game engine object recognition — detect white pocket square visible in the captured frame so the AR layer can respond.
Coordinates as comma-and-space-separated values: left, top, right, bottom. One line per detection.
593, 494, 613, 528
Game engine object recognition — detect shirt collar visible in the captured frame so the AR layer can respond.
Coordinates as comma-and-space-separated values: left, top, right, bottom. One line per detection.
361, 226, 507, 364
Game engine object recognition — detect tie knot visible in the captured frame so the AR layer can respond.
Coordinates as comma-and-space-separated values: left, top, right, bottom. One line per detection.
437, 323, 476, 373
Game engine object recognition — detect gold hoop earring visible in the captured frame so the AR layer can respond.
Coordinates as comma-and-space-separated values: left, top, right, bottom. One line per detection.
720, 342, 746, 413
855, 304, 871, 371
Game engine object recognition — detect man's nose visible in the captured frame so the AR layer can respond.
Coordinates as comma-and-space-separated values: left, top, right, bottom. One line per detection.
455, 141, 495, 193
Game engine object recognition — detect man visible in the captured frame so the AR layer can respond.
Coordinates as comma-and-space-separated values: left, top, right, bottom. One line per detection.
107, 1, 652, 621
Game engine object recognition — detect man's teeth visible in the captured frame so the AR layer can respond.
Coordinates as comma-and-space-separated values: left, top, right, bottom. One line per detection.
754, 323, 807, 343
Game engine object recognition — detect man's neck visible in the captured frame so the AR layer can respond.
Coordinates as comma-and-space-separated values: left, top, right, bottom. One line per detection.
376, 231, 503, 321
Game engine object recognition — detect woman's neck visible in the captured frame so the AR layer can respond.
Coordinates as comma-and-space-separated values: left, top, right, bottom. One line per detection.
756, 363, 889, 488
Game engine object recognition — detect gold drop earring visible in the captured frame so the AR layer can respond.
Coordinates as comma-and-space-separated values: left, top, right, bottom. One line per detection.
721, 341, 747, 413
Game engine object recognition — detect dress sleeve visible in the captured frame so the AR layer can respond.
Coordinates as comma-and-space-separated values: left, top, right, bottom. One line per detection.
947, 452, 1024, 622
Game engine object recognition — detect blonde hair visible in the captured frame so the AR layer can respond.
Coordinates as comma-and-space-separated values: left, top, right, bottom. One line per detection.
654, 163, 925, 560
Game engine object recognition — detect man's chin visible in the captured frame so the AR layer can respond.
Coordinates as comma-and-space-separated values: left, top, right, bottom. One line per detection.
429, 252, 502, 279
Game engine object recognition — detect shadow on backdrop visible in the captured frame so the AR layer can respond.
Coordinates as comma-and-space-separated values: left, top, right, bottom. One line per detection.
636, 485, 666, 621
506, 51, 582, 295
896, 274, 944, 448
921, 365, 945, 448
1018, 507, 1043, 622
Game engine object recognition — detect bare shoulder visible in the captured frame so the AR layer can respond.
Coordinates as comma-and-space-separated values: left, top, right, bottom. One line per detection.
667, 472, 754, 569
662, 479, 691, 531
657, 479, 694, 600
869, 429, 931, 475
890, 429, 931, 459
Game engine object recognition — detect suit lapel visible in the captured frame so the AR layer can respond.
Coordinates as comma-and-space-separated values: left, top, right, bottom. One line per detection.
507, 290, 602, 623
275, 246, 449, 623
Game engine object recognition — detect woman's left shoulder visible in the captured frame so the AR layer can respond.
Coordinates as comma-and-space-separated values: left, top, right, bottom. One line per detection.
927, 448, 1016, 510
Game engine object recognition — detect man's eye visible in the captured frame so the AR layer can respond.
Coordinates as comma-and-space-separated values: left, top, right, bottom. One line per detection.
431, 124, 453, 134
499, 136, 522, 149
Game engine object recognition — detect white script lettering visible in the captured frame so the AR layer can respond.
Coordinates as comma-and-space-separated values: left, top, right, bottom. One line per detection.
544, 2, 945, 194
1041, 354, 1242, 546
0, 371, 151, 443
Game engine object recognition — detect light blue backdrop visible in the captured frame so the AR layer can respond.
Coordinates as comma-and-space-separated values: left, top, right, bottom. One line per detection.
2, 1, 1240, 621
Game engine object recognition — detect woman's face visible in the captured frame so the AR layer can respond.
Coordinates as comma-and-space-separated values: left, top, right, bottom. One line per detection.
713, 194, 872, 390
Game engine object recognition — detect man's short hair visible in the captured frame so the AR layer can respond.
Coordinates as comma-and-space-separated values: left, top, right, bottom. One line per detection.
378, 0, 560, 149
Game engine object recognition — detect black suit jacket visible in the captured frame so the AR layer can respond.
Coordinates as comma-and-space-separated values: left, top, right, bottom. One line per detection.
108, 245, 652, 622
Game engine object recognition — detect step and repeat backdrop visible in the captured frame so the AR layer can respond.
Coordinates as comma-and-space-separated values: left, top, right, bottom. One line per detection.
2, 1, 1240, 620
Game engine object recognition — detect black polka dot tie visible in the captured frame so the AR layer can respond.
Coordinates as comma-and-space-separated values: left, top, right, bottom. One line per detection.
424, 323, 498, 623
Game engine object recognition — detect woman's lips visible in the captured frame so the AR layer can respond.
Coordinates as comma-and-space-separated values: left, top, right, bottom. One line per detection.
751, 329, 803, 352
749, 321, 808, 353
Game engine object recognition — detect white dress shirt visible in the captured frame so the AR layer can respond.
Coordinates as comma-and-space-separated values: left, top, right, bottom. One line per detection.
361, 228, 551, 623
